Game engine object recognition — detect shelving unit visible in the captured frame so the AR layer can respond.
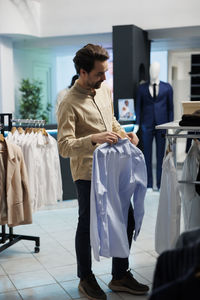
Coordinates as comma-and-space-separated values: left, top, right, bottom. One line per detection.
190, 54, 200, 101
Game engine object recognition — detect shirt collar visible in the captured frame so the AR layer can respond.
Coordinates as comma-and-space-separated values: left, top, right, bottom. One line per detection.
73, 81, 96, 96
150, 79, 160, 86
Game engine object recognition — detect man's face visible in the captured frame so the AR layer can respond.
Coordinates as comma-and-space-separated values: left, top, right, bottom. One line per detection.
125, 100, 129, 106
83, 60, 108, 89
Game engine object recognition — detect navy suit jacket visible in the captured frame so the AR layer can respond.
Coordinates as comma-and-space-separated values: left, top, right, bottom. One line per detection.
136, 81, 174, 128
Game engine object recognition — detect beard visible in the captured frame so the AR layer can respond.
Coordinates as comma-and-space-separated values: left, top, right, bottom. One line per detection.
89, 80, 103, 89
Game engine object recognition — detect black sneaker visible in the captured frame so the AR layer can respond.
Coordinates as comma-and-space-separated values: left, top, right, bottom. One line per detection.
108, 270, 149, 295
78, 274, 107, 300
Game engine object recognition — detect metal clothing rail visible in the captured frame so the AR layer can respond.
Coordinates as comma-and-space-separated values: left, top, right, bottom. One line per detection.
0, 113, 40, 253
12, 118, 46, 126
156, 120, 200, 185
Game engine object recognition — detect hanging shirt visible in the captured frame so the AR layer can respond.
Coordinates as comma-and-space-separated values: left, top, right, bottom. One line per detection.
155, 152, 181, 254
180, 141, 200, 230
90, 138, 147, 261
6, 130, 63, 211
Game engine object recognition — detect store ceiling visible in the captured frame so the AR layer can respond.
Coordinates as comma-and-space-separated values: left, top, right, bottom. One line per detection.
11, 25, 200, 52
149, 26, 200, 51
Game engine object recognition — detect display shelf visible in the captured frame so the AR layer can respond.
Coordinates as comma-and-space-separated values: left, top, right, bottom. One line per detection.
156, 121, 200, 166
190, 54, 200, 101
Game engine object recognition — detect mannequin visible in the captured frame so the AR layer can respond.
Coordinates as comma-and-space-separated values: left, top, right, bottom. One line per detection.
135, 62, 174, 189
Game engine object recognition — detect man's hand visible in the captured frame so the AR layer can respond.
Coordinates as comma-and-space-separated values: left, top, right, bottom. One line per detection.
91, 131, 121, 145
126, 132, 139, 146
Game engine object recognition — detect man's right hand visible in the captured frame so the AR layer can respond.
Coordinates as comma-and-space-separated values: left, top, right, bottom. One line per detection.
91, 131, 121, 145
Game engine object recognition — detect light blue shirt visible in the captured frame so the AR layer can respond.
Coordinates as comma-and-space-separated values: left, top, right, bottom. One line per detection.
90, 138, 147, 261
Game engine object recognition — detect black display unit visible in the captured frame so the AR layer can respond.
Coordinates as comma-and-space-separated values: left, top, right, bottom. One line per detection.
112, 24, 150, 121
190, 54, 200, 101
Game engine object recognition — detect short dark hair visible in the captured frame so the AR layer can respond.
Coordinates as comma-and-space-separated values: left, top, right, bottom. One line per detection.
73, 44, 109, 74
68, 74, 79, 88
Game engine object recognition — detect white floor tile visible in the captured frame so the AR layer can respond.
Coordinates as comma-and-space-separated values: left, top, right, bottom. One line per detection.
47, 264, 77, 282
129, 252, 157, 270
60, 279, 81, 299
9, 270, 56, 290
1, 256, 44, 275
92, 258, 112, 275
19, 283, 71, 299
0, 275, 16, 293
32, 241, 70, 258
118, 292, 149, 300
35, 251, 76, 269
135, 265, 156, 283
0, 244, 33, 262
134, 237, 155, 252
0, 266, 6, 276
0, 291, 22, 300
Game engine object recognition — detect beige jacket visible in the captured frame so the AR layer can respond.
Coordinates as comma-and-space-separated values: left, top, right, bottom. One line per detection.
0, 140, 32, 227
57, 81, 127, 181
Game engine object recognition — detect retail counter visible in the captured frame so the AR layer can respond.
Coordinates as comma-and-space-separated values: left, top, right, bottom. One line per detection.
47, 124, 135, 200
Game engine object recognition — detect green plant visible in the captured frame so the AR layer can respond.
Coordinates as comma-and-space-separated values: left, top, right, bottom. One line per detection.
19, 78, 52, 123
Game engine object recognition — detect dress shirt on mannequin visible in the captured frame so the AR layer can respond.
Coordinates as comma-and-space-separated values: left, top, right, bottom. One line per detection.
149, 61, 160, 98
136, 61, 174, 189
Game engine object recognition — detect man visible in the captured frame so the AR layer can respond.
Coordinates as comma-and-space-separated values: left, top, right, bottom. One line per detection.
57, 44, 149, 300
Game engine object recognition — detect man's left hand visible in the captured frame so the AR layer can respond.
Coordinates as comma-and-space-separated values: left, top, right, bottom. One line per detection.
126, 132, 139, 146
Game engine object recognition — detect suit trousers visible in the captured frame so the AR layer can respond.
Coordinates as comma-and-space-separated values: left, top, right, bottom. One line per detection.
75, 179, 135, 280
142, 126, 166, 189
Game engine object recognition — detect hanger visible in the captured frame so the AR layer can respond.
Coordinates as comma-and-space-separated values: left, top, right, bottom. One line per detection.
25, 127, 32, 134
11, 126, 17, 134
194, 138, 200, 145
0, 133, 5, 142
17, 127, 24, 134
42, 128, 48, 137
165, 140, 172, 156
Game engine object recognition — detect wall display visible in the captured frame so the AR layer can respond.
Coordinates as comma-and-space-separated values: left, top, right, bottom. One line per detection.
190, 54, 200, 101
112, 25, 150, 120
118, 98, 136, 122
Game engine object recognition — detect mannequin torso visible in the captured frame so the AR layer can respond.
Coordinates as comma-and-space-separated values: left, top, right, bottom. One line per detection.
149, 61, 160, 97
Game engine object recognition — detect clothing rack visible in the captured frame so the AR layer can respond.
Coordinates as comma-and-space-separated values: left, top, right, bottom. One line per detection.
0, 113, 40, 253
156, 120, 200, 185
12, 118, 46, 127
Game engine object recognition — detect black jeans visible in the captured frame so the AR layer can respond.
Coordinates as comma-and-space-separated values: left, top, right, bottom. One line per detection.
75, 179, 135, 280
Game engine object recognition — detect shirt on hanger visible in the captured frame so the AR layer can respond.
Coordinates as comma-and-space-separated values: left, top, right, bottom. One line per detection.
155, 151, 181, 254
90, 138, 147, 261
180, 141, 200, 230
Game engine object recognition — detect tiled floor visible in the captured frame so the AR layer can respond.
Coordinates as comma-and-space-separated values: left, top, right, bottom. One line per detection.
0, 190, 160, 300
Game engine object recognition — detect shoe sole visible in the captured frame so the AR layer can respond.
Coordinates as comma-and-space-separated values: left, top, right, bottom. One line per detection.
78, 283, 106, 300
108, 282, 148, 295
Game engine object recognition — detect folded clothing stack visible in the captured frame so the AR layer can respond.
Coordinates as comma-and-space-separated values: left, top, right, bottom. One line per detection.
179, 109, 200, 126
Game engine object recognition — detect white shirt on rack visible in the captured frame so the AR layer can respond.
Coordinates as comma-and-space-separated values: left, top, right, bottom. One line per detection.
180, 141, 200, 230
155, 151, 181, 254
6, 130, 63, 211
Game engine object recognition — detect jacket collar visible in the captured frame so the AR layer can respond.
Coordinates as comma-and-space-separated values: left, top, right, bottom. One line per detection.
5, 139, 15, 162
5, 140, 17, 192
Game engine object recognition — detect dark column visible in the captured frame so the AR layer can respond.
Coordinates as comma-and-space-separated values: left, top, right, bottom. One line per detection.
112, 25, 150, 120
